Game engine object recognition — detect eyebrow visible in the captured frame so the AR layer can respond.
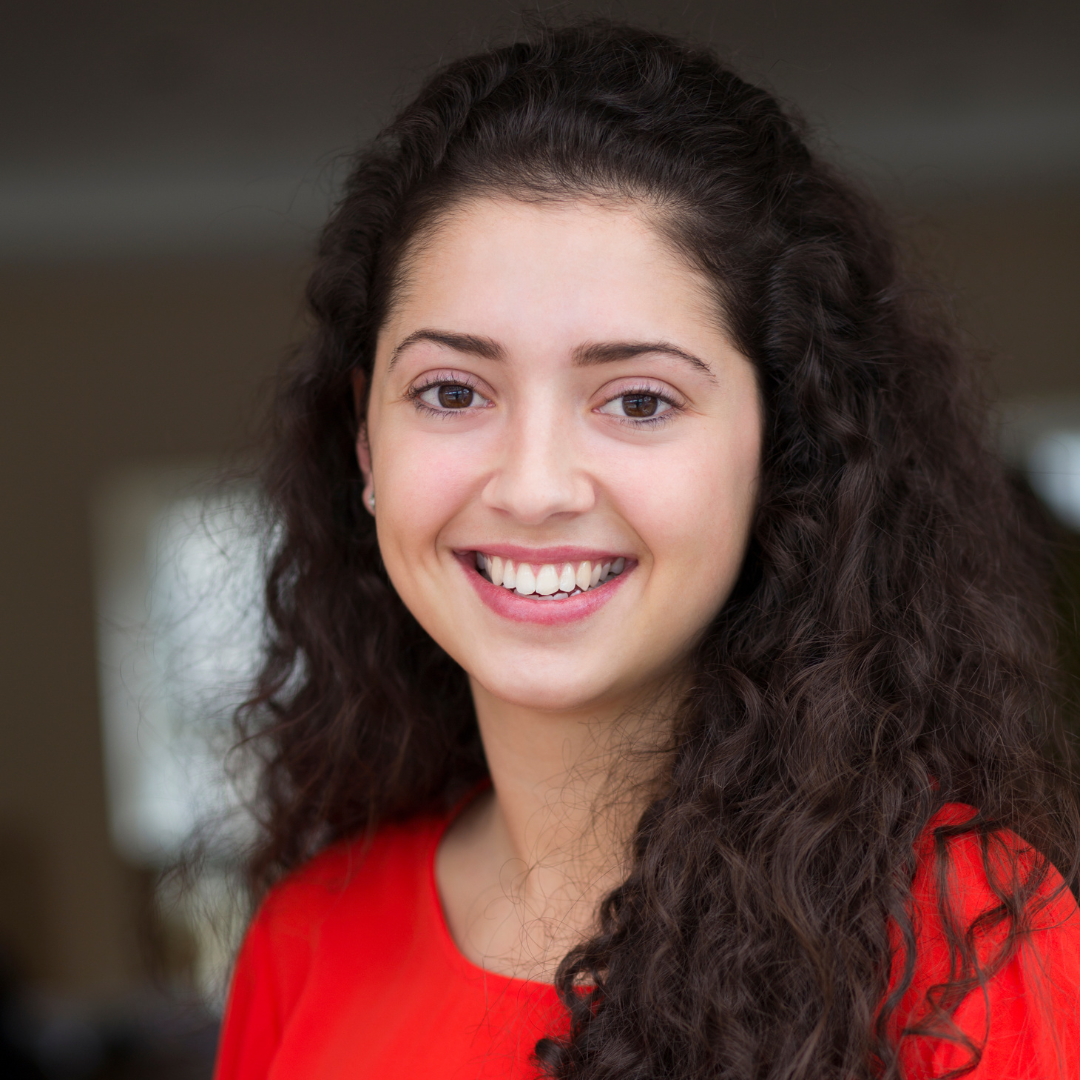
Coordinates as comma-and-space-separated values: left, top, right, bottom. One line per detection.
388, 328, 714, 379
388, 329, 504, 369
572, 340, 714, 378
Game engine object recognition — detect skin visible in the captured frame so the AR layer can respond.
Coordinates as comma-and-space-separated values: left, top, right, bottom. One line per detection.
356, 196, 762, 981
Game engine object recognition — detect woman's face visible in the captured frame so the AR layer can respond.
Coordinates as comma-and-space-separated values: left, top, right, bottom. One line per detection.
361, 197, 762, 716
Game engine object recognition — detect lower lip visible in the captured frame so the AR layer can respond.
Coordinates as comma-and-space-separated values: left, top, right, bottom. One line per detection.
457, 554, 634, 626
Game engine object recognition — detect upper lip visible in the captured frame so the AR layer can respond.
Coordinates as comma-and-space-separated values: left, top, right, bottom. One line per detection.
458, 544, 631, 564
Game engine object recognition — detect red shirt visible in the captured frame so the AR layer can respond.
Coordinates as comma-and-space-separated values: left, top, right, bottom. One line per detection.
215, 803, 1080, 1079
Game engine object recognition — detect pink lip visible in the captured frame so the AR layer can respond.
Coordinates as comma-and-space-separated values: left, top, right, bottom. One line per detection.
455, 551, 635, 626
458, 544, 629, 569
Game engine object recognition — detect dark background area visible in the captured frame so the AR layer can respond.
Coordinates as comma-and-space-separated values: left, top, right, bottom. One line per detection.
2, 1, 1079, 1075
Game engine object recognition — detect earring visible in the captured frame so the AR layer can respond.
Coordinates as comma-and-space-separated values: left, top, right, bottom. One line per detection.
368, 491, 375, 511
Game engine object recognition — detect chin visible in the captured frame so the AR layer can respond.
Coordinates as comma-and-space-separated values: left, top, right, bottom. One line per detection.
474, 668, 616, 715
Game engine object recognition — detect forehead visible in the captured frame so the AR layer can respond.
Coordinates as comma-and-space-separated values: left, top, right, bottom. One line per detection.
380, 196, 721, 348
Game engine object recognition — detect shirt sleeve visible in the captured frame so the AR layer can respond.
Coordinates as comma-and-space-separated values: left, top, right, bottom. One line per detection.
212, 843, 358, 1079
891, 812, 1080, 1079
213, 908, 284, 1080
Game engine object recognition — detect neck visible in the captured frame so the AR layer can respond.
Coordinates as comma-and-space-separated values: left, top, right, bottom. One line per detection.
435, 677, 673, 981
472, 681, 661, 879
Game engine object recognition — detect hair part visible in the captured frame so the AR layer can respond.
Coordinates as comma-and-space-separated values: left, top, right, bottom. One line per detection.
239, 19, 1080, 1079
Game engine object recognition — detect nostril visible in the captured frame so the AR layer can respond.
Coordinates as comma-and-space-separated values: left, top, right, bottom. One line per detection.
480, 459, 596, 523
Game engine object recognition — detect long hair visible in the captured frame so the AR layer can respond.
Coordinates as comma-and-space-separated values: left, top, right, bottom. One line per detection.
239, 21, 1080, 1079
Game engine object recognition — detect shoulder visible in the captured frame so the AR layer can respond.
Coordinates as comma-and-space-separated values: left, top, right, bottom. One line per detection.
909, 803, 1078, 933
255, 812, 443, 939
215, 813, 445, 1080
891, 803, 1080, 1079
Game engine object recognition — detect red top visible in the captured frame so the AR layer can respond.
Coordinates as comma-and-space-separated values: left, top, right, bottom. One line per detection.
214, 803, 1080, 1079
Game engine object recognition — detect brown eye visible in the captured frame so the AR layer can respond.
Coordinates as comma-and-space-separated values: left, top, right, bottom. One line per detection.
597, 388, 675, 423
415, 380, 491, 413
622, 393, 659, 418
437, 384, 474, 408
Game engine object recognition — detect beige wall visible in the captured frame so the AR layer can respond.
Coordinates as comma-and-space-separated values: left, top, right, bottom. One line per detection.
0, 189, 1077, 996
0, 257, 306, 993
907, 190, 1080, 398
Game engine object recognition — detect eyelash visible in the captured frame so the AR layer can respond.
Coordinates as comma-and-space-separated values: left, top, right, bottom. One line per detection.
405, 375, 488, 419
599, 384, 683, 428
404, 377, 684, 426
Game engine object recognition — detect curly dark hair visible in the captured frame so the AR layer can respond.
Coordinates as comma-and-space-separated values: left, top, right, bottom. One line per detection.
239, 20, 1080, 1080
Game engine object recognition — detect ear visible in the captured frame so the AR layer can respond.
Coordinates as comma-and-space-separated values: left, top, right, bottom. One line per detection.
351, 369, 375, 515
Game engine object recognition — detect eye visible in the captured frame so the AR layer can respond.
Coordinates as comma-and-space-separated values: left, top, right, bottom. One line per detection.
433, 384, 474, 409
597, 390, 676, 422
412, 380, 492, 413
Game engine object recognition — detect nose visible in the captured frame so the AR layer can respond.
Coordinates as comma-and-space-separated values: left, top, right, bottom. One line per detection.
482, 403, 595, 525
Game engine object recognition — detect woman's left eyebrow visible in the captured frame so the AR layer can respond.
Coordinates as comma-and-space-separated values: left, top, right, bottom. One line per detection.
573, 341, 715, 380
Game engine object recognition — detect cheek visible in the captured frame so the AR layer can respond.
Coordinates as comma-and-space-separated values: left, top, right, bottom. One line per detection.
376, 428, 483, 555
613, 429, 759, 596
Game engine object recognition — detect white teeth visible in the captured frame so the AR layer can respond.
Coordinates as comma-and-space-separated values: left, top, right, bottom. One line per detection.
475, 551, 629, 596
515, 564, 537, 595
535, 564, 559, 595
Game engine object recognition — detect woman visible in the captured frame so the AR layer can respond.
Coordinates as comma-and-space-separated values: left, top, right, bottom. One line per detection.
214, 22, 1080, 1080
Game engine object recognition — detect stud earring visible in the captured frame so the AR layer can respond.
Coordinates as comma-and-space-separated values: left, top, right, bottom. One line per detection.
368, 491, 375, 511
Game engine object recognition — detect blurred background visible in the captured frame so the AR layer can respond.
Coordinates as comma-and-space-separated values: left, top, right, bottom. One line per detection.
2, 1, 1079, 1075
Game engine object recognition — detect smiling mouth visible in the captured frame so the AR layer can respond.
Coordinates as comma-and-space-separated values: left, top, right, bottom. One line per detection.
474, 552, 628, 600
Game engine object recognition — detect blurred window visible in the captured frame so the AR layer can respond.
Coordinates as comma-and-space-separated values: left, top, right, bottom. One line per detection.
1028, 432, 1080, 530
93, 466, 263, 866
1001, 398, 1080, 531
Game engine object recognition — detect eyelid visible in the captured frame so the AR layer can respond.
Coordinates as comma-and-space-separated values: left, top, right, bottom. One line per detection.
594, 377, 687, 409
406, 367, 489, 392
404, 369, 497, 405
593, 382, 686, 428
406, 369, 495, 419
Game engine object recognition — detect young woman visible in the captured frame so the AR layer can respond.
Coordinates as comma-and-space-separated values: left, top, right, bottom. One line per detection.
213, 23, 1080, 1080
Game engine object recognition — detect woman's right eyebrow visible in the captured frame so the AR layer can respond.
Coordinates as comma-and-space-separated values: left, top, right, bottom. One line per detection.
388, 329, 504, 369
